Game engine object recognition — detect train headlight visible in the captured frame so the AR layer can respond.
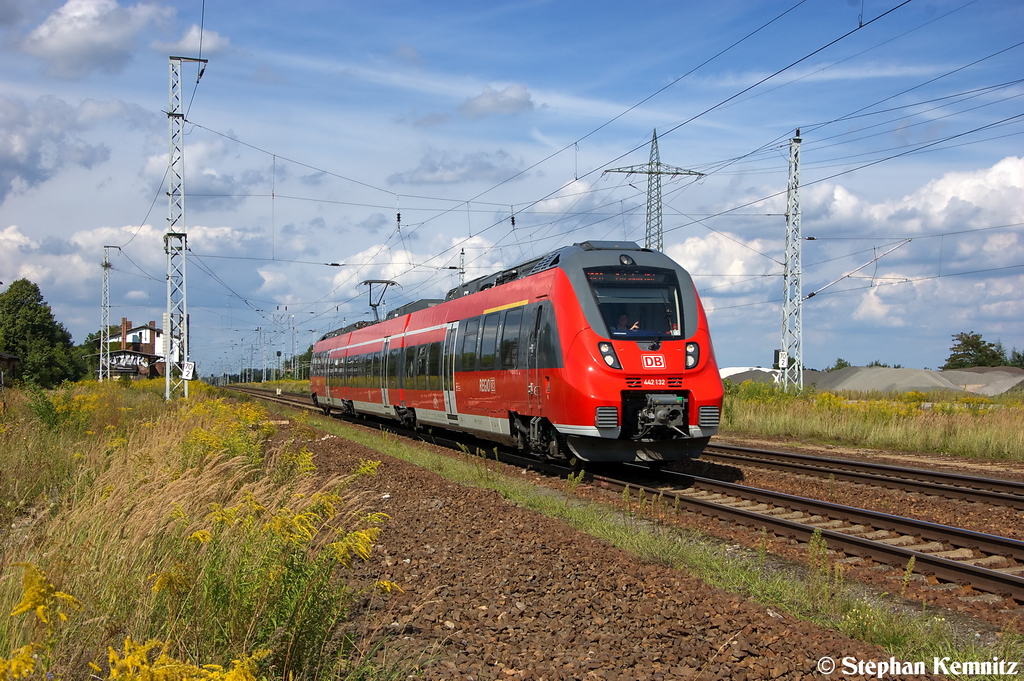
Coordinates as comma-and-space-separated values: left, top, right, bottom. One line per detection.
685, 342, 700, 368
598, 342, 621, 369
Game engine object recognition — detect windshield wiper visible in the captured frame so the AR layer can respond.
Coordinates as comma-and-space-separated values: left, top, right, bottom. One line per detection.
648, 293, 674, 351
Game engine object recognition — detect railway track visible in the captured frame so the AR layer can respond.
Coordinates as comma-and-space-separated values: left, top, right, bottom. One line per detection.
586, 466, 1024, 602
702, 443, 1024, 509
227, 386, 1024, 603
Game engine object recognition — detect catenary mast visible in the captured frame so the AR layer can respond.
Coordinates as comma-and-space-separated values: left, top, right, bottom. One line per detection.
99, 246, 115, 381
604, 130, 703, 251
781, 130, 803, 389
165, 56, 206, 399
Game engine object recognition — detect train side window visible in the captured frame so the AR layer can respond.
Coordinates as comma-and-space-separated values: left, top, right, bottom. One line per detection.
520, 305, 538, 364
400, 346, 413, 389
479, 313, 500, 371
501, 308, 523, 369
427, 342, 441, 390
415, 344, 428, 390
371, 351, 381, 388
387, 348, 400, 390
458, 317, 479, 372
537, 302, 563, 368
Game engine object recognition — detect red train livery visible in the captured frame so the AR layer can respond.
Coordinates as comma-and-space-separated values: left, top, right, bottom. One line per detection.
310, 241, 723, 464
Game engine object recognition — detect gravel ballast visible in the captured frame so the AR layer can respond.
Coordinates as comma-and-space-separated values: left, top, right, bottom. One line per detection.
308, 429, 909, 680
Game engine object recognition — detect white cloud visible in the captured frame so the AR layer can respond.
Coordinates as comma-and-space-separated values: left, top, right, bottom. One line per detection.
21, 0, 173, 78
152, 23, 230, 55
388, 148, 523, 185
460, 84, 534, 118
0, 95, 112, 203
851, 287, 905, 326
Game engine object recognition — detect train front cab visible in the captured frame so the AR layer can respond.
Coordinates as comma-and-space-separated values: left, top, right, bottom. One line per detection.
551, 243, 724, 463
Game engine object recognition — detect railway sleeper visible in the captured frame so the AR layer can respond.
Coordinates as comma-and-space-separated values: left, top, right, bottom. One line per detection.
994, 565, 1024, 575
962, 555, 1011, 568
804, 519, 847, 529
876, 535, 921, 546
830, 524, 870, 535
904, 541, 946, 553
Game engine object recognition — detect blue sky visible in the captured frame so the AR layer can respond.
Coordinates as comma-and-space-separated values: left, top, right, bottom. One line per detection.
1, 0, 1022, 377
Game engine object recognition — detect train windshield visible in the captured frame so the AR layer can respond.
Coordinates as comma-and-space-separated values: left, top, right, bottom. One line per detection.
585, 267, 683, 339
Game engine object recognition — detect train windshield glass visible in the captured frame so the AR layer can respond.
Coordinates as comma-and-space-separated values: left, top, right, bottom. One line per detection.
585, 267, 683, 339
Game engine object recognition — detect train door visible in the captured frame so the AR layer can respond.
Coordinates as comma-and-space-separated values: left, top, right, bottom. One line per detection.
441, 321, 459, 419
525, 305, 543, 414
380, 337, 391, 407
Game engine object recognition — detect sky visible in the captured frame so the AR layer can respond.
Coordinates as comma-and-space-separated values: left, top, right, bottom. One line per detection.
1, 0, 1022, 377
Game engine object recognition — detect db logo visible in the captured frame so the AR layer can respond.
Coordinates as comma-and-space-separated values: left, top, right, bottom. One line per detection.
641, 354, 666, 370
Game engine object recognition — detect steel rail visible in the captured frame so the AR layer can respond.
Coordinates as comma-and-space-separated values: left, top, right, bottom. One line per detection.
601, 466, 1024, 601
703, 443, 1024, 509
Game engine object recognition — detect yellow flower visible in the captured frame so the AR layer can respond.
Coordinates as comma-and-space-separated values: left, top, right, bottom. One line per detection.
0, 643, 39, 679
9, 563, 82, 624
330, 528, 381, 567
362, 512, 391, 525
264, 508, 320, 544
189, 530, 212, 544
373, 580, 404, 595
148, 567, 190, 595
353, 459, 381, 477
206, 503, 239, 526
105, 637, 269, 680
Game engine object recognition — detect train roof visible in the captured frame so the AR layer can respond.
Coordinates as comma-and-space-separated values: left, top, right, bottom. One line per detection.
317, 240, 653, 342
443, 240, 649, 301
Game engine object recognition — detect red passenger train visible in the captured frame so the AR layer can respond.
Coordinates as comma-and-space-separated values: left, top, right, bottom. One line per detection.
309, 241, 723, 464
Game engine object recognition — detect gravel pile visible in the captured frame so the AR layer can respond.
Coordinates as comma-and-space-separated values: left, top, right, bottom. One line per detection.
309, 431, 897, 680
722, 366, 1024, 396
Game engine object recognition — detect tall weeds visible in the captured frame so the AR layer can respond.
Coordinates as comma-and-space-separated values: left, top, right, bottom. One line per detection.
722, 380, 1024, 460
0, 380, 397, 679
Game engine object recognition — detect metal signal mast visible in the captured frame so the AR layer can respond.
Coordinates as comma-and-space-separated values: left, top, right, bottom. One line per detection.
604, 129, 703, 251
780, 130, 803, 389
165, 56, 206, 399
99, 246, 117, 381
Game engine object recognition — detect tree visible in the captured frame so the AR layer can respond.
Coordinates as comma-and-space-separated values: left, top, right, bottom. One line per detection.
825, 358, 852, 372
76, 324, 122, 379
0, 279, 85, 387
941, 331, 1007, 370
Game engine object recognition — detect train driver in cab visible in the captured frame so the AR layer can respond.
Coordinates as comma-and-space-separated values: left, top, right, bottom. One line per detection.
616, 314, 639, 331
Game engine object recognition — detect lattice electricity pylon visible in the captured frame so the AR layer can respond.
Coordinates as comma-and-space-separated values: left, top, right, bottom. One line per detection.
165, 56, 206, 399
604, 129, 703, 251
781, 130, 803, 389
100, 246, 116, 381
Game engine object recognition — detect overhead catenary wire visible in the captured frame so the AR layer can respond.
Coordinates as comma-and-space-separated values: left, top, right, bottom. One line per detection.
139, 1, 1020, 365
